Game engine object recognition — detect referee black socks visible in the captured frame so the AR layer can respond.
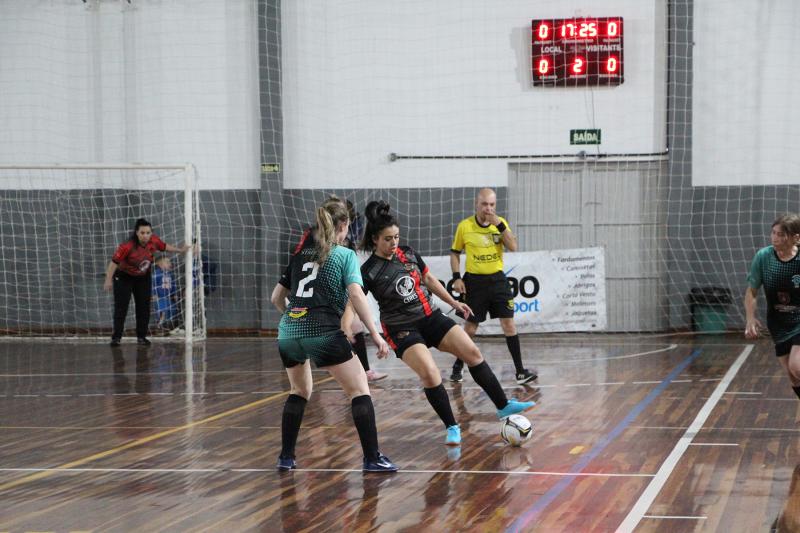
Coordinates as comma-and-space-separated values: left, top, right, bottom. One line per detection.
505, 335, 525, 374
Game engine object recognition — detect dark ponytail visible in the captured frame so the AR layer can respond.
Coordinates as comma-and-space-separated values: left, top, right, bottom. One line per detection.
130, 218, 152, 243
361, 200, 398, 252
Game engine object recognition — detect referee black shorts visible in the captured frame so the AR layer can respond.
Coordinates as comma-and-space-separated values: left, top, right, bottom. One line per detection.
382, 310, 457, 359
460, 271, 514, 324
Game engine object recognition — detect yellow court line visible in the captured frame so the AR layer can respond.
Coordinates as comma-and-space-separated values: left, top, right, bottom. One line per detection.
0, 376, 335, 492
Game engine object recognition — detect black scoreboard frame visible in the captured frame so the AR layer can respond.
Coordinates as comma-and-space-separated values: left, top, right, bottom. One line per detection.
531, 17, 624, 87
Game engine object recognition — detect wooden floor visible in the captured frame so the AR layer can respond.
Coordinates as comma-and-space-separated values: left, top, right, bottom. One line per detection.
0, 335, 798, 532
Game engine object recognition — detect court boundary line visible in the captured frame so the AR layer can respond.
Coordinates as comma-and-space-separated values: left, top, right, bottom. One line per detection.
615, 344, 753, 533
0, 376, 334, 493
0, 467, 654, 478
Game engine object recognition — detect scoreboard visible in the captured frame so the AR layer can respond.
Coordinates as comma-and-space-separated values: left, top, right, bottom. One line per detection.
531, 17, 624, 87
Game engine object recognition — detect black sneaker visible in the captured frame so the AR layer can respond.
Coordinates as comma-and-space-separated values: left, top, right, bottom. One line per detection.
277, 456, 297, 471
137, 338, 151, 346
516, 369, 538, 385
109, 338, 121, 347
449, 368, 463, 383
363, 453, 398, 473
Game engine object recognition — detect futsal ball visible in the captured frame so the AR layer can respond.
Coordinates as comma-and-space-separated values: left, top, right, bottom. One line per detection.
500, 414, 533, 446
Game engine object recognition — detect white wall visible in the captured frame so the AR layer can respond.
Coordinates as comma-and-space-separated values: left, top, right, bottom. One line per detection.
0, 0, 260, 190
693, 1, 800, 186
283, 0, 667, 189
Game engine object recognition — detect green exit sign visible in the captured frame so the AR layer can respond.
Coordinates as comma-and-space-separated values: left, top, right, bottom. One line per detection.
570, 129, 601, 145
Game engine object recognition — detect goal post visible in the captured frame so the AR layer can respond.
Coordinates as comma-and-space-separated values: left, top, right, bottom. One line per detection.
0, 163, 205, 343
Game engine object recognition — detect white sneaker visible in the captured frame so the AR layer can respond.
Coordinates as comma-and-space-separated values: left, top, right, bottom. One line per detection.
169, 327, 185, 336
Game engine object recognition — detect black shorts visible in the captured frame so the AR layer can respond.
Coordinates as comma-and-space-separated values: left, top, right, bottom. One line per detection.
775, 333, 800, 357
383, 310, 457, 359
461, 271, 515, 323
278, 330, 353, 368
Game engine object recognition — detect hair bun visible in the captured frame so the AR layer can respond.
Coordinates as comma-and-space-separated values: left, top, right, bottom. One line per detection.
365, 200, 391, 222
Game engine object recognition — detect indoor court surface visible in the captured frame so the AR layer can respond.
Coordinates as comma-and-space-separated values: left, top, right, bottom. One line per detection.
1, 335, 798, 532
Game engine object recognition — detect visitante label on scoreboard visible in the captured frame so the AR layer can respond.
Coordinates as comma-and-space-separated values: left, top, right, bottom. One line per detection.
531, 17, 624, 87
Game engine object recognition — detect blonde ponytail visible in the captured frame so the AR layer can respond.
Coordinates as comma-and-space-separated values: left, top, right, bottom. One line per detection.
314, 195, 349, 264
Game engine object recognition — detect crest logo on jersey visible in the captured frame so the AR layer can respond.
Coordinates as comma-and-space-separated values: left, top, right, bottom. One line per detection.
778, 292, 791, 305
403, 262, 414, 271
396, 276, 415, 298
493, 233, 502, 244
138, 260, 151, 273
793, 274, 800, 289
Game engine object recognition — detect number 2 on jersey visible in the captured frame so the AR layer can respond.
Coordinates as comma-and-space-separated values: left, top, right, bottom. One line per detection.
296, 262, 319, 297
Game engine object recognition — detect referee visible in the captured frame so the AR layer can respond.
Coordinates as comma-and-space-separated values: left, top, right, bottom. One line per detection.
449, 188, 537, 384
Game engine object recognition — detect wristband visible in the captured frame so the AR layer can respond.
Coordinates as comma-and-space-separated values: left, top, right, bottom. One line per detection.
452, 272, 461, 280
496, 221, 507, 233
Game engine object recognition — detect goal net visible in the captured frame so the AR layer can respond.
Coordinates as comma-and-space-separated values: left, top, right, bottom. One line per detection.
0, 164, 204, 342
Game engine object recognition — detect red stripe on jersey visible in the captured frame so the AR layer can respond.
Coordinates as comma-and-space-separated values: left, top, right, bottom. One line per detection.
381, 322, 397, 350
292, 229, 312, 255
395, 248, 432, 316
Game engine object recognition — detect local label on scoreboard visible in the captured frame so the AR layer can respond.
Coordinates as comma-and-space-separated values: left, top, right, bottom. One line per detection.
531, 17, 624, 87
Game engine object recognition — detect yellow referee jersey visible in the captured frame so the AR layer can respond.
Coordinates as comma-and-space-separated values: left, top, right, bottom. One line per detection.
451, 215, 509, 275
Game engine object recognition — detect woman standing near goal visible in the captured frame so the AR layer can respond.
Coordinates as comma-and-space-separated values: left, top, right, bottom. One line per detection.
745, 214, 800, 397
270, 196, 397, 473
103, 218, 190, 346
359, 201, 535, 447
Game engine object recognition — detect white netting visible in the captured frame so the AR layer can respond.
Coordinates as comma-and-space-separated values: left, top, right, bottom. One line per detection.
1, 1, 798, 337
273, 0, 799, 335
0, 165, 204, 342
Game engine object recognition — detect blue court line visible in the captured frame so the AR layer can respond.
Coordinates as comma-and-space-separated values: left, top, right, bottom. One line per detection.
506, 348, 703, 532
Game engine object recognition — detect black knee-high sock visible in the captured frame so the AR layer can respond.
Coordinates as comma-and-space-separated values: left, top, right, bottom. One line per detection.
424, 384, 458, 428
505, 334, 525, 373
468, 360, 508, 409
352, 332, 370, 371
351, 394, 380, 461
280, 394, 307, 459
792, 386, 800, 400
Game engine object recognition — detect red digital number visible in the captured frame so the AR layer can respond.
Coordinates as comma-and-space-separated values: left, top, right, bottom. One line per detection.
578, 22, 598, 38
571, 57, 585, 75
537, 23, 550, 40
605, 56, 618, 73
607, 21, 619, 37
537, 58, 551, 75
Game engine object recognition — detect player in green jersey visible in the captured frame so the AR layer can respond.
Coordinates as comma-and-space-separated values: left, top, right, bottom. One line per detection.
270, 196, 396, 473
745, 214, 800, 398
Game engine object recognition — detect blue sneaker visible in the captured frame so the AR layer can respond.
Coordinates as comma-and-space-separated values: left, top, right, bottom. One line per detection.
445, 425, 461, 446
276, 456, 296, 471
496, 398, 536, 419
363, 453, 398, 473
